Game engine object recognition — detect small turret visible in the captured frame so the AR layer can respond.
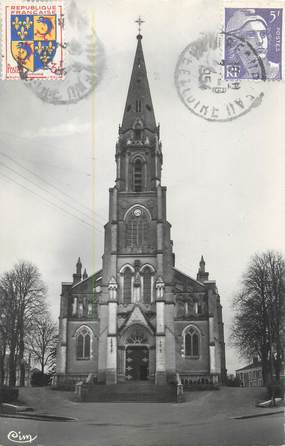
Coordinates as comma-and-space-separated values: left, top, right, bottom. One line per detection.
197, 255, 209, 283
83, 268, 88, 280
73, 257, 82, 284
76, 257, 82, 273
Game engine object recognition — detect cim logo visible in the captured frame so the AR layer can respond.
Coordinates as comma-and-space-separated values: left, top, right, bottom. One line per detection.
7, 431, 38, 444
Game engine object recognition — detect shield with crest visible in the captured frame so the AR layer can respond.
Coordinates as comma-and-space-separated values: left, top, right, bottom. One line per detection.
11, 14, 57, 72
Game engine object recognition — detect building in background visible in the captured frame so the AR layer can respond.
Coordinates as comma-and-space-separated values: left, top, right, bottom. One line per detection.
56, 31, 226, 387
236, 359, 263, 387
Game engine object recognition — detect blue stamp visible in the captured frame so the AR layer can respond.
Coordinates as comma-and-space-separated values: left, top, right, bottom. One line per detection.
224, 8, 282, 80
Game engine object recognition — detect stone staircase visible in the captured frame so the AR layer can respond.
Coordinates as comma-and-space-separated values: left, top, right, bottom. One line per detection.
77, 381, 177, 403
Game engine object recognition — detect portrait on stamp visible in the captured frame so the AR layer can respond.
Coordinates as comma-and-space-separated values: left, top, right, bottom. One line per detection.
225, 8, 282, 80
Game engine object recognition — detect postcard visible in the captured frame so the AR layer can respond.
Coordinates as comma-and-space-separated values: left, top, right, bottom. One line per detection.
0, 0, 284, 445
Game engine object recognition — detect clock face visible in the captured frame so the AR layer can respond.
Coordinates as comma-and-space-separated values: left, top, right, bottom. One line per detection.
95, 286, 101, 293
134, 208, 142, 217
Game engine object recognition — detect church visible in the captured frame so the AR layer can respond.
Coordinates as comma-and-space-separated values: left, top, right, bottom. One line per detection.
56, 30, 226, 387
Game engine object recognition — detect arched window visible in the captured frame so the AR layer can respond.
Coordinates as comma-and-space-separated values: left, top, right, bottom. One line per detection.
76, 326, 91, 360
185, 333, 192, 356
142, 267, 152, 303
133, 159, 143, 192
126, 207, 149, 249
123, 268, 132, 304
193, 332, 199, 356
184, 326, 200, 358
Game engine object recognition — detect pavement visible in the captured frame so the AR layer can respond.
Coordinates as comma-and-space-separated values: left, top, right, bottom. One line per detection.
0, 387, 284, 446
1, 386, 283, 420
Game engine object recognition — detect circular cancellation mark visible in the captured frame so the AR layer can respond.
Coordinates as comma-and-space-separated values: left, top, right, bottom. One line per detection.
175, 32, 265, 122
25, 1, 105, 105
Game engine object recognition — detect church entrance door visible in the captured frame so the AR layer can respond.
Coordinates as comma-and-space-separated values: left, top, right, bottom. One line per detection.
125, 346, 149, 380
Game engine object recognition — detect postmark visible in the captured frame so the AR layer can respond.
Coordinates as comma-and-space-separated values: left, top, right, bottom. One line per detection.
224, 7, 283, 80
175, 32, 265, 122
25, 0, 105, 104
1, 0, 64, 80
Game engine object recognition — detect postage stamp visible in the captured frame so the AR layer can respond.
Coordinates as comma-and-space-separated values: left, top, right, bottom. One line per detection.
224, 6, 283, 80
175, 32, 264, 122
1, 0, 64, 80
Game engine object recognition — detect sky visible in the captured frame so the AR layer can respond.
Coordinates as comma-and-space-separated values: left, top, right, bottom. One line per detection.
0, 0, 284, 374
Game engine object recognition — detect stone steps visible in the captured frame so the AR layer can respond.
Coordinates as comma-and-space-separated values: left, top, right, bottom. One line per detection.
79, 382, 177, 403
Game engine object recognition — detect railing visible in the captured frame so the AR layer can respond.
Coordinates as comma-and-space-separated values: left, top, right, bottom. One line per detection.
180, 373, 219, 386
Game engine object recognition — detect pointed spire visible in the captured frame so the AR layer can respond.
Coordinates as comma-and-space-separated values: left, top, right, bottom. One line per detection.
120, 33, 156, 133
197, 256, 209, 283
73, 257, 82, 285
83, 268, 88, 280
199, 255, 205, 273
76, 257, 82, 275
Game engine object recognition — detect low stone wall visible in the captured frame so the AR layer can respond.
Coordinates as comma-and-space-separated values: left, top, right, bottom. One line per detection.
54, 374, 91, 390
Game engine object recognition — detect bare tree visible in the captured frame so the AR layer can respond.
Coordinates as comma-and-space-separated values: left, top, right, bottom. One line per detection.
232, 251, 285, 384
266, 252, 285, 381
0, 261, 46, 386
27, 314, 57, 374
0, 289, 9, 385
0, 269, 21, 386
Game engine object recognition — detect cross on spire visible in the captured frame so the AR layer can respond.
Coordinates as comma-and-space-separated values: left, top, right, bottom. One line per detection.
135, 16, 145, 35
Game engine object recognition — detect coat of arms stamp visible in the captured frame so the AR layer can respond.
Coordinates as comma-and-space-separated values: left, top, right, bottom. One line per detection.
1, 0, 64, 80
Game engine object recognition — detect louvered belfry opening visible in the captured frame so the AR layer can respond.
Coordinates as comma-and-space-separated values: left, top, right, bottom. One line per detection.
134, 158, 143, 191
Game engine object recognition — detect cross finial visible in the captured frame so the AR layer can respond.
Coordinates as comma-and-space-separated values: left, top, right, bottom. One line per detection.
135, 16, 145, 35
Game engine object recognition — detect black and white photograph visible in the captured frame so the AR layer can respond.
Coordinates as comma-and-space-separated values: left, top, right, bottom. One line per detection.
0, 0, 284, 445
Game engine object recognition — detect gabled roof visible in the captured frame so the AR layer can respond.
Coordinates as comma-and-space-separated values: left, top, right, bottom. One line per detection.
119, 304, 154, 334
71, 269, 102, 290
236, 362, 262, 372
173, 267, 205, 290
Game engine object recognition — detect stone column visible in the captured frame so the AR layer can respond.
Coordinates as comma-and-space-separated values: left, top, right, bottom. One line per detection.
106, 277, 118, 384
133, 261, 141, 303
72, 297, 77, 316
57, 317, 67, 374
155, 277, 166, 385
209, 315, 216, 378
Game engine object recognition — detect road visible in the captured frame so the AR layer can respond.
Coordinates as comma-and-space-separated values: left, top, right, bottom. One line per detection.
0, 409, 284, 446
0, 387, 284, 446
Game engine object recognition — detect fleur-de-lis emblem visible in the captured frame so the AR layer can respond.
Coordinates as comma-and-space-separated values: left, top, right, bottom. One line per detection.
35, 41, 43, 55
40, 52, 49, 67
17, 25, 27, 40
47, 41, 55, 55
12, 16, 22, 31
23, 16, 33, 31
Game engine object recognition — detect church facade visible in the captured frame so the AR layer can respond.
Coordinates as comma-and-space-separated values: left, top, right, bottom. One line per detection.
56, 33, 226, 386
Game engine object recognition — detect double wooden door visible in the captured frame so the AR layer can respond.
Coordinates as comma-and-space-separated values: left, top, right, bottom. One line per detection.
125, 346, 149, 380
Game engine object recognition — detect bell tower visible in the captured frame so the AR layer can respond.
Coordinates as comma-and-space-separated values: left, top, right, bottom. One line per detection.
115, 33, 162, 193
98, 27, 176, 385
